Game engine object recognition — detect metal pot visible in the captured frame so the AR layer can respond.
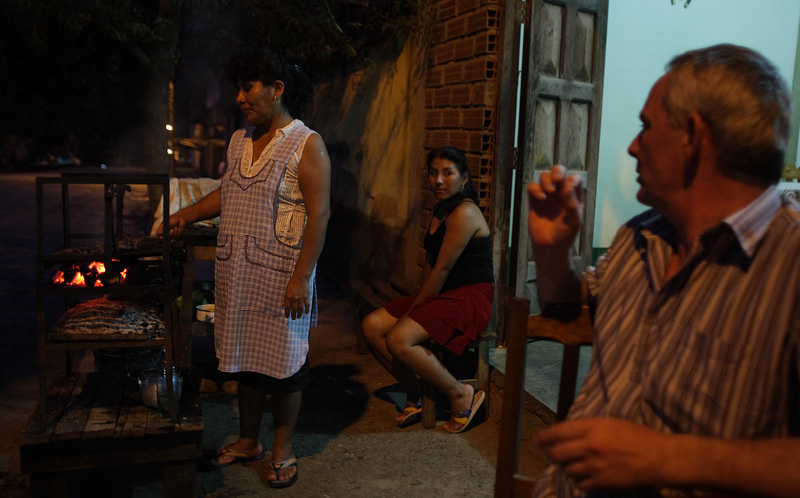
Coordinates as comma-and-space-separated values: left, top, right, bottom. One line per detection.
138, 367, 182, 411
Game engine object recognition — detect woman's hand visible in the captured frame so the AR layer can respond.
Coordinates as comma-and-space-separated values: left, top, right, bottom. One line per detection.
156, 189, 221, 239
283, 274, 310, 319
155, 215, 187, 238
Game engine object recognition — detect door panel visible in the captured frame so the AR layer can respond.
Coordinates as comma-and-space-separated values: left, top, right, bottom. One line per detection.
497, 0, 608, 309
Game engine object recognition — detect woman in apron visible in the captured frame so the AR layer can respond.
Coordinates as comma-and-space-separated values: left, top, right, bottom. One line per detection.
162, 47, 330, 488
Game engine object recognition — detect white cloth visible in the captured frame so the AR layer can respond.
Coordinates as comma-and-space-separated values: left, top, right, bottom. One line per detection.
150, 177, 221, 235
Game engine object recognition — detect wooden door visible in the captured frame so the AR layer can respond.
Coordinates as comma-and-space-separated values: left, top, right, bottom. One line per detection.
493, 0, 608, 321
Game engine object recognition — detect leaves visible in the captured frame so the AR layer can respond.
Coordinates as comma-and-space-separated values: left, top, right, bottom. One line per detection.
246, 0, 425, 72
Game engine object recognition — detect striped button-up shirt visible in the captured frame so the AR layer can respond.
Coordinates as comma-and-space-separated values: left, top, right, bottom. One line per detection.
534, 187, 800, 497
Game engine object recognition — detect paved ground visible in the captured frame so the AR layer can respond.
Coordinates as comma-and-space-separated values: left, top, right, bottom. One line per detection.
0, 166, 548, 497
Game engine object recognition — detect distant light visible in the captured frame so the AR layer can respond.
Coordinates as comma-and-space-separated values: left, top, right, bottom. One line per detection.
167, 148, 173, 155
166, 124, 173, 131
100, 163, 107, 169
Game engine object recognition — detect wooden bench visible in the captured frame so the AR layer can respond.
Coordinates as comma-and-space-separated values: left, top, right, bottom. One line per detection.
349, 277, 492, 428
20, 372, 203, 498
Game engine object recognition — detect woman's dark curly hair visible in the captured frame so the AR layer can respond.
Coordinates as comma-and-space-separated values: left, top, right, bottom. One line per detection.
226, 47, 312, 119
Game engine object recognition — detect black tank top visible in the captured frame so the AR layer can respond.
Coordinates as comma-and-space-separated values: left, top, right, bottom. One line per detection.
423, 199, 494, 293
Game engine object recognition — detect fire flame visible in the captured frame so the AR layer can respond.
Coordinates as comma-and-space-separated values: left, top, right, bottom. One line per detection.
52, 261, 108, 287
71, 272, 87, 286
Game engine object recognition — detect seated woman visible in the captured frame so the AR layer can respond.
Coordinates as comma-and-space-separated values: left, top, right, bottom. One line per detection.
362, 146, 494, 433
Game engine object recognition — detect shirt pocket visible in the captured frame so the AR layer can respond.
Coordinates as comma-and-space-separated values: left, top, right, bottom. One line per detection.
235, 235, 295, 314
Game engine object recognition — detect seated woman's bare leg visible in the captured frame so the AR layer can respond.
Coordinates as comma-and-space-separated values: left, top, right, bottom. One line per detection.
385, 317, 475, 427
362, 308, 398, 371
363, 308, 422, 412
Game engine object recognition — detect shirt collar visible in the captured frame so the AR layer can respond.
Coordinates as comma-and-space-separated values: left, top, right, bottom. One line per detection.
246, 118, 301, 138
278, 119, 300, 136
634, 187, 782, 259
721, 186, 781, 258
636, 210, 676, 247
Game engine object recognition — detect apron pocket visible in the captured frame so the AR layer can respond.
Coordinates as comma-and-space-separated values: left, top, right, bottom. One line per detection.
214, 234, 233, 308
235, 235, 295, 314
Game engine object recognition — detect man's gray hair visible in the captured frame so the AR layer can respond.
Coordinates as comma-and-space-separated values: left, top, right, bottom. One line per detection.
664, 44, 792, 186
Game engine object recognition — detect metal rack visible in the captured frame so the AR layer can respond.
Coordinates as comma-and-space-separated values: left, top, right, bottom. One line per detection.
34, 173, 179, 428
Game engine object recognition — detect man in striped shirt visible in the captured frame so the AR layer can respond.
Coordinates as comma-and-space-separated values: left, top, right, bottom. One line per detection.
528, 44, 800, 497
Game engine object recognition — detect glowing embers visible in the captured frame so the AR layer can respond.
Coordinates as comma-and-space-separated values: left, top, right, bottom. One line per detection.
51, 261, 129, 287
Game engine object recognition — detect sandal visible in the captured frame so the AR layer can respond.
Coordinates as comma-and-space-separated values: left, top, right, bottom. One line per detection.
268, 457, 298, 488
201, 443, 265, 470
396, 402, 422, 428
444, 390, 485, 434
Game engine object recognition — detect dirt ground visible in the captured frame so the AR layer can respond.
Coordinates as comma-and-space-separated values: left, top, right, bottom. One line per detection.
0, 167, 548, 498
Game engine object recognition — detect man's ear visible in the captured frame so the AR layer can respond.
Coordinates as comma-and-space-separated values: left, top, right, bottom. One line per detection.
683, 115, 694, 146
684, 112, 709, 155
681, 112, 706, 187
682, 112, 716, 187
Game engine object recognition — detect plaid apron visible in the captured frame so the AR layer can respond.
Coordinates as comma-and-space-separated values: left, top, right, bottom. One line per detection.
214, 121, 317, 378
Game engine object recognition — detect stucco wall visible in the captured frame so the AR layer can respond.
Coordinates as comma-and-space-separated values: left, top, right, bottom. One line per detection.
309, 34, 429, 286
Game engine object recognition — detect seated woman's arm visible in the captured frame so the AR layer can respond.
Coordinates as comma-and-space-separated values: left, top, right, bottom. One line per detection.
409, 201, 486, 309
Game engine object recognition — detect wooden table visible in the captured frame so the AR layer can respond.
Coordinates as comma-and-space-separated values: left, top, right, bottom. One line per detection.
20, 372, 203, 498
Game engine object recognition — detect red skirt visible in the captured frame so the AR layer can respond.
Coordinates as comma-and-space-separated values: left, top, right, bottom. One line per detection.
384, 283, 494, 355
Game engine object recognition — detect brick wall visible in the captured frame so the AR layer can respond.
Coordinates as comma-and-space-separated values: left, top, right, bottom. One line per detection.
424, 0, 499, 221
416, 0, 500, 276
